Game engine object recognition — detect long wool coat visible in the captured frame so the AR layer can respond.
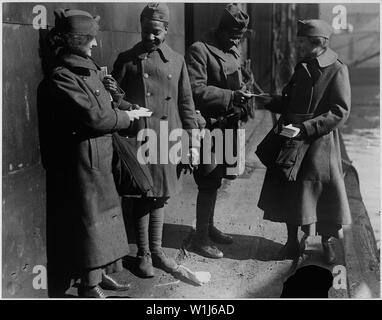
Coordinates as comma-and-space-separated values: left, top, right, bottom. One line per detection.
42, 53, 132, 270
185, 30, 244, 177
258, 48, 352, 227
112, 42, 198, 197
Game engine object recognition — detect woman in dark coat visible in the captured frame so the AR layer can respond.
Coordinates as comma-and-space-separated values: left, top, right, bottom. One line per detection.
257, 19, 352, 264
42, 9, 145, 298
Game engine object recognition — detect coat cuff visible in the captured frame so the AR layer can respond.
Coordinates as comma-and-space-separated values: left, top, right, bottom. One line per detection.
114, 109, 131, 130
302, 120, 316, 137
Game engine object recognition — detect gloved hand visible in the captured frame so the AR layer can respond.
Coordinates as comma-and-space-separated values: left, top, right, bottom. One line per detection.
227, 105, 245, 122
233, 90, 253, 106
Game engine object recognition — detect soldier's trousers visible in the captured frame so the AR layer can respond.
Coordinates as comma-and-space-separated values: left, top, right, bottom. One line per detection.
194, 170, 223, 242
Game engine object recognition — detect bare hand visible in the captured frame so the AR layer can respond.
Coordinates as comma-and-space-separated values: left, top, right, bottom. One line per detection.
124, 109, 140, 121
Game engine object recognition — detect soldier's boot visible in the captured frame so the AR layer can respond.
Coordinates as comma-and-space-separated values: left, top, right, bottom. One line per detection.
208, 214, 233, 244
152, 249, 179, 273
149, 207, 179, 273
136, 251, 155, 278
192, 190, 224, 259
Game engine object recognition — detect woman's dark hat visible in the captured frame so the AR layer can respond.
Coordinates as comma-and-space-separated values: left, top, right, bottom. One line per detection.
54, 9, 100, 36
218, 4, 249, 36
140, 2, 170, 23
297, 19, 333, 39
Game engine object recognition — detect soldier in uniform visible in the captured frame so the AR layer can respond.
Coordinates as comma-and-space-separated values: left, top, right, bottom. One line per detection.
111, 3, 198, 277
185, 4, 251, 259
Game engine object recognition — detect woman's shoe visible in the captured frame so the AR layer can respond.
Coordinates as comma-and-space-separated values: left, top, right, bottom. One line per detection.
136, 251, 155, 278
99, 273, 131, 291
277, 240, 301, 260
322, 237, 337, 265
78, 285, 107, 298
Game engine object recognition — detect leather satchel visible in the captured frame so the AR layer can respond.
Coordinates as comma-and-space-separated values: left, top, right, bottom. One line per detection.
112, 133, 154, 196
255, 122, 284, 168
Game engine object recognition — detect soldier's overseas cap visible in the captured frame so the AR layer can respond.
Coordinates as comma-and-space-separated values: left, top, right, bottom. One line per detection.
141, 3, 170, 23
54, 8, 100, 36
218, 4, 249, 35
297, 19, 333, 39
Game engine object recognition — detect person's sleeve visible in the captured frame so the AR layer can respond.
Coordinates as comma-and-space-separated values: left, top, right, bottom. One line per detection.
178, 58, 199, 148
51, 70, 131, 133
185, 43, 232, 115
302, 65, 351, 138
111, 53, 126, 86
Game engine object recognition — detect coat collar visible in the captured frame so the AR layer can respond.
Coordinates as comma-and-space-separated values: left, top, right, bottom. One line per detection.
316, 48, 338, 68
60, 53, 100, 71
133, 41, 171, 62
201, 29, 241, 62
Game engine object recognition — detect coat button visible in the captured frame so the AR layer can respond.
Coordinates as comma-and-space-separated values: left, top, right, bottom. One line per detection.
167, 74, 172, 79
83, 77, 87, 81
95, 90, 100, 96
146, 92, 151, 97
143, 73, 149, 78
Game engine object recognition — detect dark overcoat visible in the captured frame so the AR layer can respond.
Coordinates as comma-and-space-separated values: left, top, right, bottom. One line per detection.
258, 48, 352, 226
112, 42, 198, 197
185, 30, 244, 177
43, 53, 132, 270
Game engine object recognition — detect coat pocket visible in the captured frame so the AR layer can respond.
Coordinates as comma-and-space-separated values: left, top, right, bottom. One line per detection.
276, 139, 303, 167
275, 139, 310, 181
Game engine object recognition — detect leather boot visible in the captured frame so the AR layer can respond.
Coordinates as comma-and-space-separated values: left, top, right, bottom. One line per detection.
78, 285, 107, 298
209, 225, 233, 244
192, 236, 224, 259
99, 273, 131, 291
152, 249, 179, 273
137, 251, 155, 278
322, 237, 337, 265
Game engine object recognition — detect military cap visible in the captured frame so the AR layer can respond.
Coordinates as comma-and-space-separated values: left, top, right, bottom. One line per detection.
297, 19, 333, 39
218, 4, 249, 35
54, 8, 100, 36
140, 2, 170, 23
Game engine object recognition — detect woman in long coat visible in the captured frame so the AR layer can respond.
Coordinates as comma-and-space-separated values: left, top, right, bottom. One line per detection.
257, 19, 352, 264
41, 9, 144, 297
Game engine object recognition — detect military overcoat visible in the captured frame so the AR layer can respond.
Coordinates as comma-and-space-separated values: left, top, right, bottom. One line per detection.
185, 30, 244, 177
112, 42, 198, 197
43, 53, 132, 270
258, 48, 352, 227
